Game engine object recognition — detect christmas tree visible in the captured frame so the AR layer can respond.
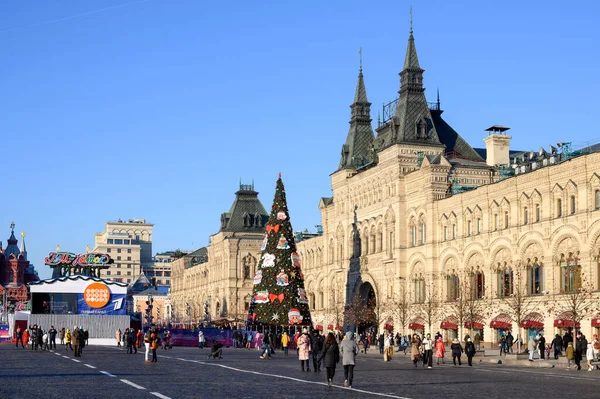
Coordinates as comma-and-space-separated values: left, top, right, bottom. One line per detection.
246, 175, 312, 327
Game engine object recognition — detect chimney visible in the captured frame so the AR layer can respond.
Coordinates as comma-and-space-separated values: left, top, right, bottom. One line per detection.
483, 125, 511, 166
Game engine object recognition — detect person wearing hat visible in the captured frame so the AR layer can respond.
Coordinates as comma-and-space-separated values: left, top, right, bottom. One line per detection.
450, 338, 463, 366
297, 328, 312, 371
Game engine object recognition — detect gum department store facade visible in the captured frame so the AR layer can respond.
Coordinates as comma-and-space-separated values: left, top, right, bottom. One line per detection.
171, 28, 600, 344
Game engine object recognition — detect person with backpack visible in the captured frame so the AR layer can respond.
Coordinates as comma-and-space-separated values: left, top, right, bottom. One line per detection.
465, 337, 476, 366
318, 332, 340, 387
150, 328, 159, 362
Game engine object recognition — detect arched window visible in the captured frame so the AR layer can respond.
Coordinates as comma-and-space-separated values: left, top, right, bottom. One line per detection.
493, 214, 498, 231
476, 218, 481, 234
556, 198, 562, 217
319, 291, 324, 310
570, 195, 576, 215
388, 231, 395, 257
535, 204, 541, 222
504, 211, 509, 229
497, 265, 513, 297
411, 224, 417, 247
443, 226, 448, 241
523, 207, 529, 225
467, 220, 472, 236
420, 222, 426, 244
527, 261, 543, 295
472, 271, 485, 299
595, 190, 600, 210
452, 223, 456, 239
309, 293, 316, 310
370, 232, 376, 254
414, 277, 425, 303
447, 274, 459, 301
560, 253, 581, 293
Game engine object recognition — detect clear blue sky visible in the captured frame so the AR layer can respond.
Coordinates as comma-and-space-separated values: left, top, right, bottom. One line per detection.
1, 0, 599, 280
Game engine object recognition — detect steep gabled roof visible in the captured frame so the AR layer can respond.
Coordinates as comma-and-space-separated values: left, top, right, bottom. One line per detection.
219, 184, 269, 233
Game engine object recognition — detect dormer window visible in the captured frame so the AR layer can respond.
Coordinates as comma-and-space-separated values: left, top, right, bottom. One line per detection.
254, 213, 262, 227
242, 213, 249, 227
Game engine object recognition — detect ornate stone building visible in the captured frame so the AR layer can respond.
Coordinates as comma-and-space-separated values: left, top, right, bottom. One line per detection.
170, 26, 600, 343
0, 224, 38, 303
170, 184, 268, 323
296, 26, 600, 343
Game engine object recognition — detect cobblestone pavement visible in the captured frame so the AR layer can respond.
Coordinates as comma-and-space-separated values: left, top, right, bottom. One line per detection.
1, 343, 598, 399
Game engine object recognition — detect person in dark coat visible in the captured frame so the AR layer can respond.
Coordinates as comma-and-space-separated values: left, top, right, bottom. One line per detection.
465, 338, 476, 366
312, 330, 324, 372
538, 333, 546, 359
450, 338, 463, 366
72, 327, 81, 357
36, 327, 43, 350
551, 334, 563, 359
48, 326, 57, 350
574, 332, 587, 370
318, 333, 340, 387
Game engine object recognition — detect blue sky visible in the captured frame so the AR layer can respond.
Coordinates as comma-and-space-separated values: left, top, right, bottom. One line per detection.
1, 0, 599, 279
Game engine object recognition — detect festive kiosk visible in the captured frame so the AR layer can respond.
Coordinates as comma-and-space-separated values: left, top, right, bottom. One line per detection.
27, 251, 130, 344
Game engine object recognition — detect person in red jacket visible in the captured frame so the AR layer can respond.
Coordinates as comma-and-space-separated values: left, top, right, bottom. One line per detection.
136, 329, 144, 348
435, 336, 446, 365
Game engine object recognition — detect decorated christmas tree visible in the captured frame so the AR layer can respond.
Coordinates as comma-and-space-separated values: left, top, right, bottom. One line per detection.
246, 175, 312, 327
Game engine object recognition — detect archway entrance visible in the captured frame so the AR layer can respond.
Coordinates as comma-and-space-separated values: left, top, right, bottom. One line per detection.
347, 282, 377, 335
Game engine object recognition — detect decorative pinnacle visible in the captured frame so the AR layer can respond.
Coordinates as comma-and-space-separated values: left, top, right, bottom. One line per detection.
10, 222, 15, 232
359, 47, 363, 72
410, 5, 413, 35
21, 231, 25, 239
278, 172, 282, 179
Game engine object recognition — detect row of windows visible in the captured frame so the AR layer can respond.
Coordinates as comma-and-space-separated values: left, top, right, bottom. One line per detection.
417, 259, 591, 303
107, 248, 132, 254
107, 238, 136, 245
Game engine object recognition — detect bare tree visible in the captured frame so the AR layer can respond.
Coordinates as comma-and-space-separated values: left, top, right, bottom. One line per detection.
419, 279, 443, 335
545, 269, 599, 334
387, 280, 412, 335
325, 282, 346, 331
446, 277, 470, 343
501, 266, 535, 353
463, 273, 488, 341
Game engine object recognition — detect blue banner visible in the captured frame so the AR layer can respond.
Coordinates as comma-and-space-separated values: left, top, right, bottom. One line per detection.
77, 293, 127, 315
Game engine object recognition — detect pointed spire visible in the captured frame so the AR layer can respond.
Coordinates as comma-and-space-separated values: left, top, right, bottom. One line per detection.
403, 7, 421, 70
20, 231, 27, 261
353, 69, 369, 104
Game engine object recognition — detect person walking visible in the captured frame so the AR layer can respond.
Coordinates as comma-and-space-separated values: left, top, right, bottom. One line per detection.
297, 328, 312, 371
59, 328, 65, 346
65, 328, 72, 351
150, 329, 159, 362
377, 333, 384, 355
383, 332, 390, 361
198, 330, 205, 348
592, 334, 600, 369
281, 331, 290, 356
586, 337, 595, 371
259, 331, 272, 359
319, 332, 340, 387
49, 326, 57, 350
72, 327, 80, 357
340, 331, 358, 388
465, 338, 476, 366
506, 332, 514, 353
29, 324, 37, 350
538, 333, 546, 359
566, 341, 575, 370
21, 328, 29, 350
422, 333, 434, 369
312, 330, 324, 371
136, 329, 144, 349
411, 334, 421, 368
36, 326, 43, 351
116, 329, 122, 348
528, 335, 537, 361
450, 338, 463, 366
14, 327, 24, 349
574, 332, 586, 370
42, 330, 49, 351
435, 336, 445, 365
551, 334, 563, 360
144, 328, 152, 363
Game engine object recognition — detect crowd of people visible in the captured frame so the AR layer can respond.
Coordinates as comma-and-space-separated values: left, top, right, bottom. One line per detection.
13, 324, 88, 357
